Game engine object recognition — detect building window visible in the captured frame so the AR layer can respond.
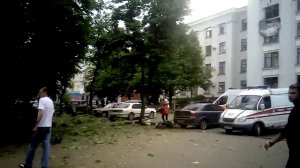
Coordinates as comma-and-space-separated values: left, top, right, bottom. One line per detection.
297, 48, 300, 64
241, 19, 247, 31
264, 77, 278, 88
265, 4, 279, 20
205, 63, 212, 70
264, 34, 279, 44
241, 38, 247, 51
219, 42, 226, 53
219, 23, 226, 35
219, 61, 225, 75
218, 82, 225, 93
203, 82, 212, 95
240, 80, 247, 89
297, 22, 300, 38
240, 59, 247, 73
264, 51, 279, 68
205, 27, 212, 38
205, 45, 212, 56
298, 0, 300, 11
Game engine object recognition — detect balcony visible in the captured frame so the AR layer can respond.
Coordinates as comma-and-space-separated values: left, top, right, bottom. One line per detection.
259, 17, 281, 37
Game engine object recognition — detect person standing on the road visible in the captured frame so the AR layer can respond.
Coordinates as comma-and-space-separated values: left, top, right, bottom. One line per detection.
264, 83, 300, 168
161, 99, 170, 122
19, 87, 55, 168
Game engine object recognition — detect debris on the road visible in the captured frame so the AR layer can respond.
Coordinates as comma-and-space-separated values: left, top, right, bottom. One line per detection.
94, 160, 102, 163
147, 153, 155, 157
191, 161, 199, 164
226, 147, 235, 151
194, 143, 199, 146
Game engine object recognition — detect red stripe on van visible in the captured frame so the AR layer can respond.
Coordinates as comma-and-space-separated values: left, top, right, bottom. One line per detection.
246, 112, 290, 119
247, 109, 273, 117
245, 106, 292, 119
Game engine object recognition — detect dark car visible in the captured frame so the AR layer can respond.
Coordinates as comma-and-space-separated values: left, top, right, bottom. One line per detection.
173, 103, 224, 129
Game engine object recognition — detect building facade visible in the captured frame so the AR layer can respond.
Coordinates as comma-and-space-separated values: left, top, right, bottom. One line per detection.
188, 7, 248, 97
247, 0, 300, 88
186, 0, 300, 98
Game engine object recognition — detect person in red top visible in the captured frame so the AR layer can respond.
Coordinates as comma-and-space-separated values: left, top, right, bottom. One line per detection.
161, 99, 170, 122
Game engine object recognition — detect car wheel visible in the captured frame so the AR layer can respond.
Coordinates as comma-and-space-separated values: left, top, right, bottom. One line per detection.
253, 123, 263, 136
225, 129, 232, 134
148, 111, 155, 119
128, 112, 134, 121
199, 119, 208, 130
102, 112, 108, 118
180, 124, 187, 129
109, 116, 116, 122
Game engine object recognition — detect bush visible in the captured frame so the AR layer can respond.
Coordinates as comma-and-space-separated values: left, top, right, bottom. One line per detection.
51, 114, 72, 144
51, 114, 110, 144
192, 95, 205, 102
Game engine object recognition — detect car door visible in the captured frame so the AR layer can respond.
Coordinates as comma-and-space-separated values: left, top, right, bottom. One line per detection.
210, 104, 224, 124
131, 104, 142, 117
202, 104, 223, 124
200, 105, 212, 122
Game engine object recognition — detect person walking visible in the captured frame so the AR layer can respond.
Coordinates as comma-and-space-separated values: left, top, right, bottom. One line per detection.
19, 87, 55, 168
264, 83, 300, 168
161, 99, 170, 122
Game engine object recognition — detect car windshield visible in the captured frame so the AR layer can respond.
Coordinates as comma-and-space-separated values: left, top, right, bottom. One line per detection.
104, 103, 114, 108
229, 95, 261, 110
181, 104, 204, 111
115, 103, 130, 108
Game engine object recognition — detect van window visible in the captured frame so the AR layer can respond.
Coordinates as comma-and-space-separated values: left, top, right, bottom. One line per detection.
271, 94, 293, 108
216, 96, 228, 105
259, 96, 271, 109
229, 95, 261, 110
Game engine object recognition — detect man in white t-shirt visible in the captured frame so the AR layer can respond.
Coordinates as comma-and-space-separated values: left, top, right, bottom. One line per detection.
19, 87, 55, 168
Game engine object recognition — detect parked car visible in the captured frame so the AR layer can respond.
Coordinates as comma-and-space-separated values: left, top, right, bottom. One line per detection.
93, 103, 122, 117
125, 100, 141, 103
173, 103, 224, 129
108, 103, 156, 121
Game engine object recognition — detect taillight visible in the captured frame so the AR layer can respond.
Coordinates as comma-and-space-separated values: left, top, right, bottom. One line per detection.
190, 111, 196, 118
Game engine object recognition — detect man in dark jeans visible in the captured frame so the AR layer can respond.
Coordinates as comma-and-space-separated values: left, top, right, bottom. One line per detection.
19, 87, 55, 168
264, 83, 300, 168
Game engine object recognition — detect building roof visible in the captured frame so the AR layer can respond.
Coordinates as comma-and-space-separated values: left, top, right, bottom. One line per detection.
187, 6, 247, 27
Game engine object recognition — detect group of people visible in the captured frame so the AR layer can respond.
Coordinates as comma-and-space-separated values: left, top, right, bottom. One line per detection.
19, 84, 299, 168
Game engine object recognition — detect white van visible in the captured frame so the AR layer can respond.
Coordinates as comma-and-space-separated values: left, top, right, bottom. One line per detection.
219, 88, 293, 136
213, 89, 246, 106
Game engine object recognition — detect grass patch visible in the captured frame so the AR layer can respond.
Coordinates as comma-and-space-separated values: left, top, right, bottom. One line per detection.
51, 114, 154, 146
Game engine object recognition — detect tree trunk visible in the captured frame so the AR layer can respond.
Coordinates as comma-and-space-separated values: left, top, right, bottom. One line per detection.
89, 63, 100, 107
58, 86, 66, 114
169, 88, 174, 110
139, 62, 146, 124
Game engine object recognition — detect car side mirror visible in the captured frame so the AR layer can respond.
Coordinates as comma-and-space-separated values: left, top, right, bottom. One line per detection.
260, 104, 265, 110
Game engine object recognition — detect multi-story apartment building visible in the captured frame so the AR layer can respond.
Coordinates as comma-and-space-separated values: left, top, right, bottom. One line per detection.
248, 0, 300, 88
185, 0, 300, 98
187, 7, 248, 97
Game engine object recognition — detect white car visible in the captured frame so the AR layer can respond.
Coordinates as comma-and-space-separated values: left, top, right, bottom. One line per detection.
93, 103, 122, 117
108, 103, 156, 121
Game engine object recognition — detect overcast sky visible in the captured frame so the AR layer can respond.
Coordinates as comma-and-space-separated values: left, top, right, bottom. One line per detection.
184, 0, 248, 23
